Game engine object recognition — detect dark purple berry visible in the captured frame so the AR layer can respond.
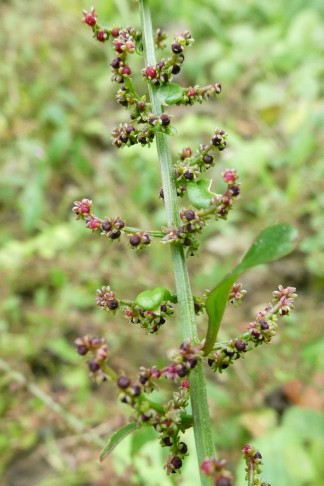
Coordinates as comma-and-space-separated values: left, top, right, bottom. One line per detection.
178, 442, 188, 454
211, 134, 222, 146
114, 218, 125, 229
171, 456, 182, 470
126, 125, 135, 134
111, 57, 121, 69
160, 304, 167, 313
260, 320, 269, 330
102, 220, 112, 232
172, 42, 183, 54
88, 360, 100, 372
188, 358, 198, 369
162, 436, 172, 447
130, 234, 141, 247
107, 299, 119, 310
230, 185, 240, 196
251, 329, 261, 339
131, 384, 142, 396
139, 375, 148, 385
203, 154, 213, 165
184, 169, 194, 180
160, 114, 171, 126
157, 317, 166, 325
109, 229, 121, 239
234, 340, 247, 352
171, 64, 181, 75
117, 376, 131, 389
161, 73, 169, 83
254, 451, 262, 460
76, 344, 88, 356
177, 365, 188, 377
183, 209, 195, 221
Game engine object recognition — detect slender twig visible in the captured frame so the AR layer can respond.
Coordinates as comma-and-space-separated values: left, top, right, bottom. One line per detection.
138, 2, 215, 484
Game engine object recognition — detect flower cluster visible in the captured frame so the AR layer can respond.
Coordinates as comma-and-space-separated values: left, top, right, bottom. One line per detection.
174, 128, 229, 184
242, 445, 270, 486
200, 457, 233, 485
75, 335, 109, 382
72, 199, 157, 247
207, 286, 298, 373
143, 31, 194, 86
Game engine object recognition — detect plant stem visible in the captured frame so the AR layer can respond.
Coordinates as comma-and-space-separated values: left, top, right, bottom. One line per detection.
139, 1, 215, 484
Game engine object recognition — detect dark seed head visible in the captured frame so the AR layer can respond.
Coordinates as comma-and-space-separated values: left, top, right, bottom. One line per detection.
230, 185, 240, 196
172, 42, 183, 54
183, 209, 195, 221
111, 57, 121, 69
114, 218, 125, 229
160, 114, 171, 126
109, 229, 121, 239
208, 358, 215, 367
117, 376, 131, 389
184, 170, 194, 180
139, 375, 148, 385
171, 456, 182, 470
178, 441, 188, 454
162, 436, 172, 447
130, 234, 141, 247
88, 360, 100, 372
234, 340, 247, 352
107, 299, 119, 310
131, 384, 142, 396
102, 220, 112, 232
177, 365, 188, 377
203, 154, 213, 165
260, 320, 269, 330
76, 344, 88, 356
171, 64, 181, 75
254, 451, 262, 460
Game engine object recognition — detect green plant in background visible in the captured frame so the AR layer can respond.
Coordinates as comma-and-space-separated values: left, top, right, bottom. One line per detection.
72, 2, 299, 485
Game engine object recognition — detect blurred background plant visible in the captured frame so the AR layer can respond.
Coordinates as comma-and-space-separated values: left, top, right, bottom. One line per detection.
0, 0, 323, 485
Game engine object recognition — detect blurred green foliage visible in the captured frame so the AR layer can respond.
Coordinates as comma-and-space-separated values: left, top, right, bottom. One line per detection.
0, 0, 323, 485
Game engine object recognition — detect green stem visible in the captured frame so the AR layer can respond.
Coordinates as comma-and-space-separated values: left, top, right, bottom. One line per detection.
138, 1, 215, 484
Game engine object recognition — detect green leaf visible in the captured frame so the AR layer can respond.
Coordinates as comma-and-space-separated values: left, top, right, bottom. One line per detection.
236, 224, 298, 273
130, 426, 156, 457
156, 83, 184, 105
203, 224, 298, 354
99, 422, 137, 462
134, 287, 173, 314
186, 179, 215, 209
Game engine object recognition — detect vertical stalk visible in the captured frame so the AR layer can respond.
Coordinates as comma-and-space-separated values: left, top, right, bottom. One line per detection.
139, 1, 215, 484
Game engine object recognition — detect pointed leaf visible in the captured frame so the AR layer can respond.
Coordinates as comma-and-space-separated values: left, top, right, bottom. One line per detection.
236, 224, 298, 273
186, 179, 215, 209
99, 422, 137, 462
134, 287, 173, 313
203, 224, 298, 354
156, 83, 184, 105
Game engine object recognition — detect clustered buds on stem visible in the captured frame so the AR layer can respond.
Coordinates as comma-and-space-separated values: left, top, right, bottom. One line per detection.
200, 457, 233, 485
242, 445, 270, 486
207, 286, 297, 373
76, 7, 298, 482
75, 335, 109, 382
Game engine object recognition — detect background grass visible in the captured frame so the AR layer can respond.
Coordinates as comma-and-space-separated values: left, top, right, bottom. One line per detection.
0, 0, 323, 485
